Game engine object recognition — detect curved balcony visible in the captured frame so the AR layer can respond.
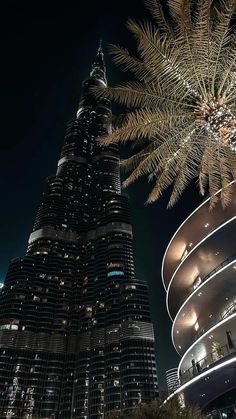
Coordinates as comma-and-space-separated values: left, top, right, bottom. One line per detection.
172, 257, 236, 354
166, 218, 236, 320
178, 313, 236, 373
193, 301, 236, 346
164, 347, 236, 409
180, 336, 236, 384
163, 183, 236, 410
162, 181, 236, 291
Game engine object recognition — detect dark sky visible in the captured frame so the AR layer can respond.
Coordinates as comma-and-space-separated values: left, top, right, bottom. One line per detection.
0, 2, 202, 390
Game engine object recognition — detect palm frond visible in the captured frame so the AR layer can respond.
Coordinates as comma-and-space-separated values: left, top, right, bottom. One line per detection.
108, 44, 153, 82
101, 107, 191, 145
93, 82, 195, 111
147, 164, 177, 203
122, 136, 179, 187
127, 19, 199, 95
145, 0, 172, 33
218, 31, 236, 96
100, 109, 164, 144
120, 140, 160, 174
168, 0, 192, 30
211, 0, 236, 94
219, 148, 235, 206
167, 139, 201, 207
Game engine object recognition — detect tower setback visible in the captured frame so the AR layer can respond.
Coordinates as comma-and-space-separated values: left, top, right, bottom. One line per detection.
0, 46, 158, 419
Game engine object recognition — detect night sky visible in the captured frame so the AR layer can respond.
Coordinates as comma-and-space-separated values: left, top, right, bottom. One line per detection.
0, 2, 202, 390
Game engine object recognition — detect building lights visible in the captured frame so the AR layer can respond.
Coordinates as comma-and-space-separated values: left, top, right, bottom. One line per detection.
0, 44, 158, 418
107, 270, 124, 278
163, 182, 236, 410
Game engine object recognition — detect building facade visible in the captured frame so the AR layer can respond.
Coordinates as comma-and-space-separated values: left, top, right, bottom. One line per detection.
165, 368, 179, 395
0, 46, 158, 419
162, 182, 236, 414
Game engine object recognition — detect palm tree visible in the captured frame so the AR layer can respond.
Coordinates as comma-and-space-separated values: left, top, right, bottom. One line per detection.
97, 0, 236, 208
106, 398, 205, 418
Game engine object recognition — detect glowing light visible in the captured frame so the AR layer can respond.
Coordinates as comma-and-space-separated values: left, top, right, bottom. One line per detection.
194, 321, 199, 331
171, 259, 236, 353
166, 215, 236, 321
177, 311, 236, 376
164, 356, 236, 405
107, 270, 124, 278
161, 180, 236, 290
196, 100, 236, 150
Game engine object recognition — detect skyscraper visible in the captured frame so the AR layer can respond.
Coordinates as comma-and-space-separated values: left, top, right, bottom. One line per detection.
165, 368, 179, 395
0, 46, 158, 419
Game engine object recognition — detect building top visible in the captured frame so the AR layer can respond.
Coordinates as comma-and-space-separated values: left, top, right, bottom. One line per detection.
77, 41, 109, 119
90, 40, 107, 86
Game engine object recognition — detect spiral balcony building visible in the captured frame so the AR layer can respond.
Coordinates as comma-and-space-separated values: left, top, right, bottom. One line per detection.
162, 182, 236, 411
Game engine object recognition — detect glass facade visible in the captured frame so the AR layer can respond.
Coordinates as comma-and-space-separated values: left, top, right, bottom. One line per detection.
166, 368, 179, 395
0, 46, 158, 418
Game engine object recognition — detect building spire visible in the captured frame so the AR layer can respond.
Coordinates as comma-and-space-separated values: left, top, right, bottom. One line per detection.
99, 38, 103, 52
76, 42, 107, 118
90, 41, 107, 86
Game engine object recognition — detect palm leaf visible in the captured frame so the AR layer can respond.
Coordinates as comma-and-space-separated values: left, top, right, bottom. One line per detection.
109, 44, 153, 82
145, 0, 172, 33
211, 0, 236, 94
126, 19, 199, 95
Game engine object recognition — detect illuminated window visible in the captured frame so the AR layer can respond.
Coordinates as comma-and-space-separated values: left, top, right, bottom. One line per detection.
107, 270, 124, 278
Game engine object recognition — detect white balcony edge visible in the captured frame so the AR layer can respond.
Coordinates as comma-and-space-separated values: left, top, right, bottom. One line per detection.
177, 312, 236, 375
163, 356, 236, 405
161, 180, 236, 290
171, 259, 236, 353
166, 215, 236, 320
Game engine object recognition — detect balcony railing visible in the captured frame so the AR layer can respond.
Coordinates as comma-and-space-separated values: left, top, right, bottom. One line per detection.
206, 403, 236, 418
190, 253, 236, 295
180, 339, 236, 384
194, 301, 236, 343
